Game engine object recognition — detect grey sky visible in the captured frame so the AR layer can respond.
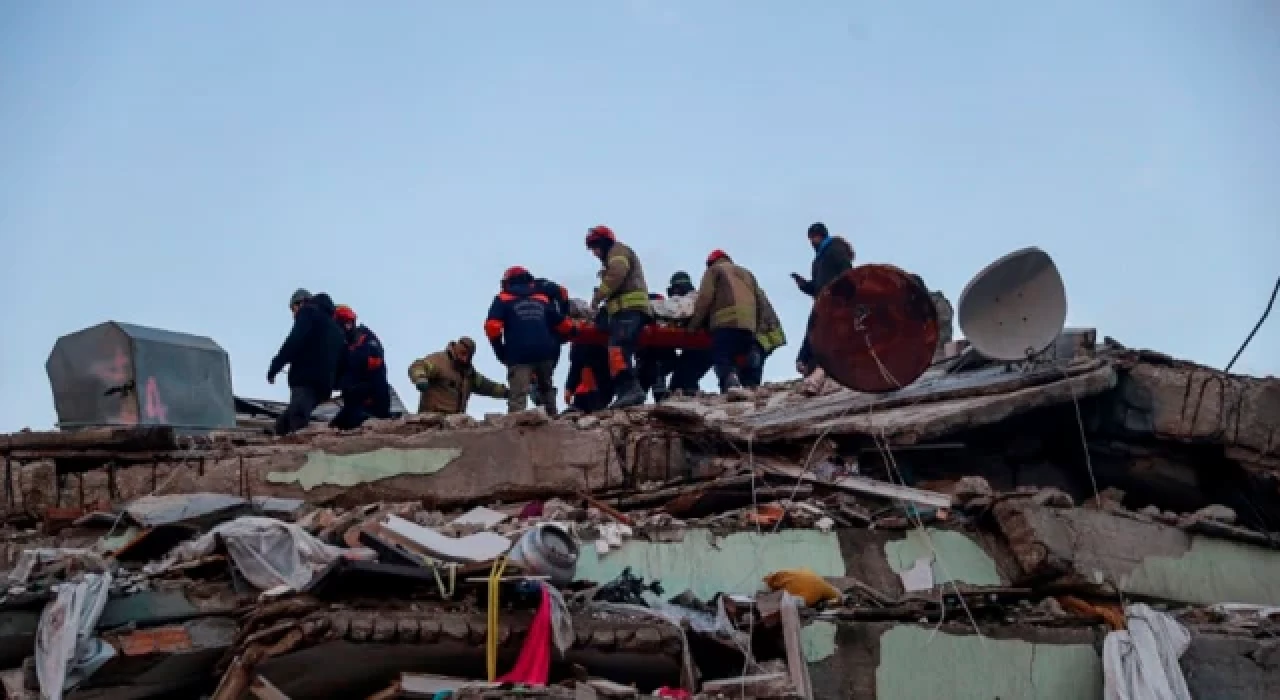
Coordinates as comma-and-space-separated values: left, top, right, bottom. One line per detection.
1, 1, 1277, 431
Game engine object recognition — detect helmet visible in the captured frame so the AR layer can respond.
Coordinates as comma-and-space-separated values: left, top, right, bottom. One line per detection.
705, 249, 730, 266
585, 225, 616, 248
502, 266, 530, 283
333, 305, 357, 324
289, 288, 312, 307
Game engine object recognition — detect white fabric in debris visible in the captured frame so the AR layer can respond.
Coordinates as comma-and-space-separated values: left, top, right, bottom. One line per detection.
35, 573, 116, 700
147, 516, 345, 591
544, 585, 574, 655
1103, 603, 1192, 700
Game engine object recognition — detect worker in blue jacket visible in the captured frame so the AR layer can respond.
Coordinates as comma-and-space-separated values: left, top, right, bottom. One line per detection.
485, 266, 575, 415
330, 304, 391, 430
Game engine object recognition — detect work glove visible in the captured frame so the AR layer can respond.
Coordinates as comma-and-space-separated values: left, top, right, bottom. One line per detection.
415, 381, 431, 393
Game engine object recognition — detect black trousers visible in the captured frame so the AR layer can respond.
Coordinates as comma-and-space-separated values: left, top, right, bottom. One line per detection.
606, 310, 649, 381
275, 386, 322, 436
711, 328, 755, 374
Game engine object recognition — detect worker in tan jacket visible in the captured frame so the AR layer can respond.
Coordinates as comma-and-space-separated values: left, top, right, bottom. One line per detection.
407, 337, 508, 414
744, 285, 786, 388
585, 225, 652, 408
687, 250, 763, 393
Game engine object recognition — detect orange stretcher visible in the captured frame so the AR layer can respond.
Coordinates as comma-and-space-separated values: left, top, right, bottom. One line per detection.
570, 322, 712, 350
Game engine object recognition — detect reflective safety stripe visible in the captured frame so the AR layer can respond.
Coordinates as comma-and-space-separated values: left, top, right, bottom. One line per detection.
711, 305, 752, 328
757, 329, 786, 353
605, 290, 651, 315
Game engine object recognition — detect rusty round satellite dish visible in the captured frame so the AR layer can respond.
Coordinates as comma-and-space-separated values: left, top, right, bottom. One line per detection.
958, 247, 1067, 362
809, 265, 938, 393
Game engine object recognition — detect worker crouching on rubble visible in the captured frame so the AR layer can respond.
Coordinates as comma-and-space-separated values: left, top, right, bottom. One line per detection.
330, 304, 392, 430
586, 225, 652, 409
791, 221, 854, 376
485, 266, 575, 415
267, 289, 347, 436
407, 337, 509, 415
688, 250, 767, 393
564, 295, 614, 413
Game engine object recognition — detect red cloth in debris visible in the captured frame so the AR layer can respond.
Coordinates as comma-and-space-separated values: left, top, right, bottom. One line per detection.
519, 501, 545, 519
497, 584, 552, 686
656, 688, 692, 699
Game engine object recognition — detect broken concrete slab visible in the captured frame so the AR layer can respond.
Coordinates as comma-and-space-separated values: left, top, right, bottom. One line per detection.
994, 500, 1280, 605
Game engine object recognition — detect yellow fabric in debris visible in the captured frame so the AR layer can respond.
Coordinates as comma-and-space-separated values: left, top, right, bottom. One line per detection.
486, 557, 508, 681
763, 568, 841, 607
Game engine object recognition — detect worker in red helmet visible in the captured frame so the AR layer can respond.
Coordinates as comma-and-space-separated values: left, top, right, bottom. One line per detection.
484, 266, 575, 415
688, 250, 773, 393
585, 225, 652, 408
329, 304, 392, 430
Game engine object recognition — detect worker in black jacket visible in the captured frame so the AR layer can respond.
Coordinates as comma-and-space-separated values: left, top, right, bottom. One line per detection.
564, 302, 614, 413
330, 304, 392, 430
267, 289, 347, 436
790, 222, 855, 375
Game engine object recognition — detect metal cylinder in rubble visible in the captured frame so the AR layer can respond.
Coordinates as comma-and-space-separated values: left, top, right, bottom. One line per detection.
507, 524, 580, 586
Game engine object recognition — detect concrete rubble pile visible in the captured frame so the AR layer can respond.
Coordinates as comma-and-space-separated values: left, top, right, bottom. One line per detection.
1, 337, 1279, 699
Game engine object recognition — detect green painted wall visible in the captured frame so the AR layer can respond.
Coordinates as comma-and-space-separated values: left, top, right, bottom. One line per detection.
877, 626, 1103, 700
266, 448, 462, 490
801, 621, 837, 663
1123, 535, 1280, 606
574, 529, 845, 600
883, 528, 1004, 588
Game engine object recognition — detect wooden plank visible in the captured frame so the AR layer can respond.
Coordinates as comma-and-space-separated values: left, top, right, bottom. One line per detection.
759, 464, 952, 509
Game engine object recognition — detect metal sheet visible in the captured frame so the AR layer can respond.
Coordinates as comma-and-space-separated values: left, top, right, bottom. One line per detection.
809, 265, 938, 393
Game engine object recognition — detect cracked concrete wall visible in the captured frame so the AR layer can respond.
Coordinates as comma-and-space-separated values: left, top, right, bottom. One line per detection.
574, 529, 845, 600
996, 501, 1280, 606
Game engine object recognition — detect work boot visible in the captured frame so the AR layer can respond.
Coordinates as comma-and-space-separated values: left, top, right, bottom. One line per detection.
715, 367, 742, 395
540, 390, 559, 418
610, 377, 646, 409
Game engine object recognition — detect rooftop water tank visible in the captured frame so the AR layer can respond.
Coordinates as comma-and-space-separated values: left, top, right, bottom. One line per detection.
46, 321, 236, 431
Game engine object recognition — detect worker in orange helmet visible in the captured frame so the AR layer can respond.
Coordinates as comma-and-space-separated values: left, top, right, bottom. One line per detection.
329, 304, 392, 430
484, 266, 575, 415
585, 225, 652, 409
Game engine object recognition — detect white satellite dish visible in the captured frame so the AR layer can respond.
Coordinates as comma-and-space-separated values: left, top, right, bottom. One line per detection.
957, 247, 1067, 362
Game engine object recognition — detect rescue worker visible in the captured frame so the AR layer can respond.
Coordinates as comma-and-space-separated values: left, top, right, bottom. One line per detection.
407, 337, 509, 415
330, 304, 392, 430
485, 266, 574, 415
910, 274, 954, 359
687, 250, 766, 393
528, 275, 571, 409
743, 283, 787, 388
563, 295, 614, 413
267, 289, 347, 436
658, 272, 707, 396
791, 222, 855, 375
585, 225, 652, 409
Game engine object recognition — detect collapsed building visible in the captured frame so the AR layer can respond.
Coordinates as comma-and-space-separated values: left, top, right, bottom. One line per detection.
1, 256, 1278, 699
